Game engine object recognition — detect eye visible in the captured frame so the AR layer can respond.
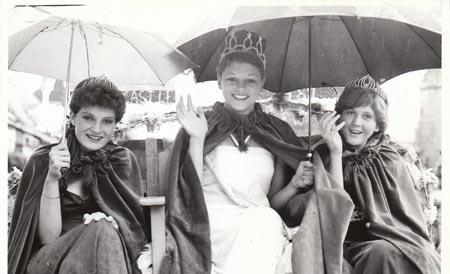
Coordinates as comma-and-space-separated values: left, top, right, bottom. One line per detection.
246, 78, 256, 84
82, 115, 94, 121
225, 77, 236, 82
103, 119, 115, 125
343, 110, 354, 116
363, 114, 373, 119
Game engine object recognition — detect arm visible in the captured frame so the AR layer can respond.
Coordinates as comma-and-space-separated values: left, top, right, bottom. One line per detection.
38, 140, 70, 245
269, 158, 313, 212
176, 95, 208, 182
188, 137, 205, 182
317, 112, 344, 187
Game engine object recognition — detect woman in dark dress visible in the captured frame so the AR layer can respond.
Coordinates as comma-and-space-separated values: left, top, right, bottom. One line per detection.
8, 76, 147, 274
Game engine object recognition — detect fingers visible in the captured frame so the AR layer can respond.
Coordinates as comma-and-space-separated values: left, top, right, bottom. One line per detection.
318, 111, 344, 138
49, 141, 71, 178
83, 212, 107, 224
335, 121, 346, 131
83, 212, 119, 229
176, 95, 185, 117
297, 160, 313, 172
197, 106, 206, 120
187, 94, 194, 112
106, 216, 119, 230
53, 139, 69, 152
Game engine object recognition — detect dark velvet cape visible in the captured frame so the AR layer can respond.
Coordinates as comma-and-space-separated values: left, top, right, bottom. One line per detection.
338, 137, 439, 273
8, 142, 147, 274
161, 102, 353, 274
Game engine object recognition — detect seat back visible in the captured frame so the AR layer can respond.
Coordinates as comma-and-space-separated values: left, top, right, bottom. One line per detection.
119, 138, 173, 197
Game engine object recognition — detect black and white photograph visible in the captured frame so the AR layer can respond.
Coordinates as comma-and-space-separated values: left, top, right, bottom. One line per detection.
2, 0, 448, 273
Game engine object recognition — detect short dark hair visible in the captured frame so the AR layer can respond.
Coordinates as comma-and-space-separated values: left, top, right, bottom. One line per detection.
69, 77, 126, 122
335, 86, 388, 135
216, 51, 265, 79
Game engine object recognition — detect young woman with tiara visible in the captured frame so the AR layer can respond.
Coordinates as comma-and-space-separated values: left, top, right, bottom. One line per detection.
162, 29, 351, 274
313, 75, 440, 273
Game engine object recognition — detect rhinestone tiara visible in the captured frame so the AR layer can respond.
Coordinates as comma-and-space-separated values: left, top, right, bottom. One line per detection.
219, 30, 266, 67
345, 74, 387, 103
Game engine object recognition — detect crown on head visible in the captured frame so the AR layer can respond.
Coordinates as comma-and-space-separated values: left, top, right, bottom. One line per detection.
220, 29, 266, 67
345, 74, 387, 103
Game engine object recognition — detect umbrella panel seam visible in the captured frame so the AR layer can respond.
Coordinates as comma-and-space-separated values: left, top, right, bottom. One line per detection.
101, 25, 164, 84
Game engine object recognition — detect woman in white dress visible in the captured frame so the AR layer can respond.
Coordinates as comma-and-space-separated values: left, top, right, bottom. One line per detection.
168, 29, 343, 274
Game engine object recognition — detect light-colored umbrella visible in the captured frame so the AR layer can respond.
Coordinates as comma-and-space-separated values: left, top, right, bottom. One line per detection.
176, 5, 441, 153
9, 16, 196, 86
9, 15, 196, 136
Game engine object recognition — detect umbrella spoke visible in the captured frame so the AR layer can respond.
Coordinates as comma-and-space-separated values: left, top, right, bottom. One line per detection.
77, 20, 91, 78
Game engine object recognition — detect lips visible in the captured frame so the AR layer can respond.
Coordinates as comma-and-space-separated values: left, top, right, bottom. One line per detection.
349, 129, 362, 135
232, 94, 249, 100
86, 134, 103, 142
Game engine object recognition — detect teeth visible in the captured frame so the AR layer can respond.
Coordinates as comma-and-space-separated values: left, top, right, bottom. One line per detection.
349, 129, 361, 134
232, 94, 249, 100
87, 134, 102, 141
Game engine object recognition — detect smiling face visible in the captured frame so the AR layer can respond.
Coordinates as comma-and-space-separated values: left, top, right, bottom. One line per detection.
340, 105, 379, 150
70, 106, 116, 151
218, 61, 264, 115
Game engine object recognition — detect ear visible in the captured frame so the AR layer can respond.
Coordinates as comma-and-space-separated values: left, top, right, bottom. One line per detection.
217, 75, 222, 89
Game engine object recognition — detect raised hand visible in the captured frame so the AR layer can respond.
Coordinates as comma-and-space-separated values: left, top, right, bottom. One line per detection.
292, 161, 314, 189
176, 94, 208, 140
318, 111, 345, 155
48, 138, 70, 180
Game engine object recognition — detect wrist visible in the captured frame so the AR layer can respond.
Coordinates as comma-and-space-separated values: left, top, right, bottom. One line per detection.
189, 136, 205, 144
289, 174, 302, 189
46, 172, 60, 183
329, 150, 342, 157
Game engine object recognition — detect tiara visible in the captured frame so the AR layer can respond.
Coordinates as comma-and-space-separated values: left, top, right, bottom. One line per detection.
345, 74, 387, 103
219, 30, 266, 67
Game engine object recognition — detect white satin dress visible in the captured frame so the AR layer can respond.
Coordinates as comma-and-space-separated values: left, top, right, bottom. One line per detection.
202, 145, 289, 274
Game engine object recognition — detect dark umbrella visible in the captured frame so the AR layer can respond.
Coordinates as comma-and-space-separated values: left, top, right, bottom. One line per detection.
177, 6, 441, 154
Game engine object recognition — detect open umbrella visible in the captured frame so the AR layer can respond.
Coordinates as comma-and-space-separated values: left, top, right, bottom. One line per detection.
176, 5, 441, 152
9, 15, 196, 137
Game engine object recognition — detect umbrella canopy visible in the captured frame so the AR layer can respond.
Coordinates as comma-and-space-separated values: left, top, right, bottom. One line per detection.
177, 6, 441, 93
9, 16, 196, 86
176, 5, 441, 152
9, 15, 197, 139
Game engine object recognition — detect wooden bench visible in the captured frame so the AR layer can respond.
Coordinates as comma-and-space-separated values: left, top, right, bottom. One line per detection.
120, 138, 173, 274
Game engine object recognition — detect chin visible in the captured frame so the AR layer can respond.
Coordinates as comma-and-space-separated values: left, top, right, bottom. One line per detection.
80, 140, 108, 152
342, 136, 364, 149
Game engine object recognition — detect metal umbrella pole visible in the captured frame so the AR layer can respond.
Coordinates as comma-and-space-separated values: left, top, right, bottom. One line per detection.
62, 20, 75, 141
307, 17, 313, 161
60, 20, 75, 174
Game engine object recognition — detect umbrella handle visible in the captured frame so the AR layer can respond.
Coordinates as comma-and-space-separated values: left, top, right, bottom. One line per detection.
59, 125, 70, 175
306, 152, 312, 162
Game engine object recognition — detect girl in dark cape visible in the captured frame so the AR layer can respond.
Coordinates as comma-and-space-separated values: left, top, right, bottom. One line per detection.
314, 75, 440, 273
8, 76, 147, 274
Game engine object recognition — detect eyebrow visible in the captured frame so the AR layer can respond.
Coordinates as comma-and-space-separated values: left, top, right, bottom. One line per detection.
80, 111, 115, 119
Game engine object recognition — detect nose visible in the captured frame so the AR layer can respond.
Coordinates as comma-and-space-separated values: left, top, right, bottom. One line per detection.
236, 81, 246, 92
351, 114, 363, 126
92, 121, 102, 133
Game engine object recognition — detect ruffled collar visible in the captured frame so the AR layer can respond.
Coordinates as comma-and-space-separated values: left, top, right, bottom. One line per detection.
208, 102, 270, 152
342, 134, 386, 161
60, 126, 118, 194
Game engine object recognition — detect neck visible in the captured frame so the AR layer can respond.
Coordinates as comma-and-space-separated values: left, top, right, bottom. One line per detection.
223, 104, 255, 117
